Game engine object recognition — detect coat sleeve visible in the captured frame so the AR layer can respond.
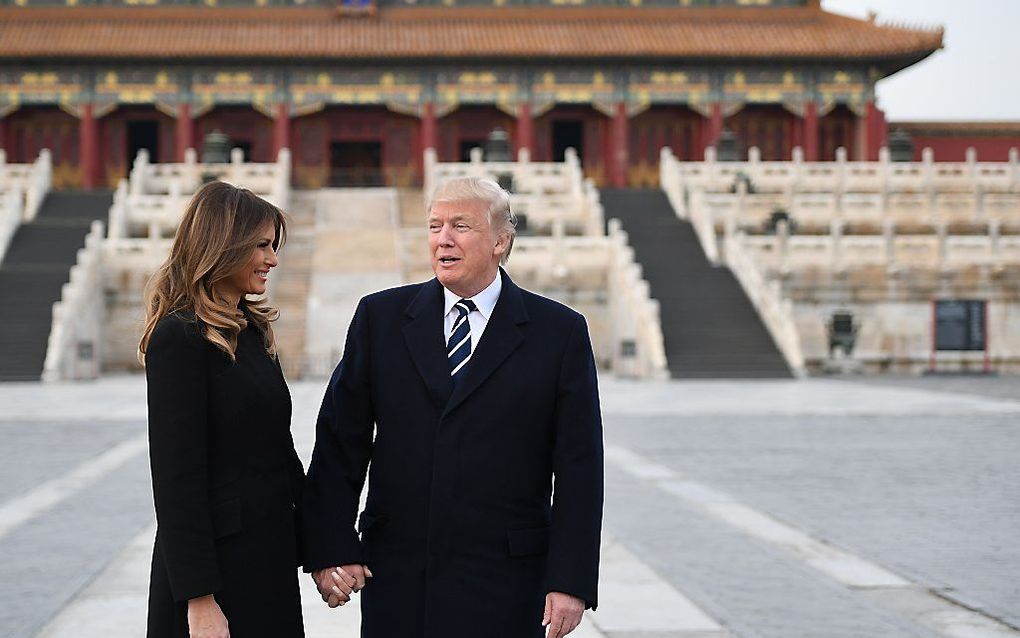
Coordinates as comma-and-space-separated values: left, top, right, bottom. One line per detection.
276, 355, 308, 568
544, 313, 604, 610
302, 298, 376, 572
145, 317, 221, 602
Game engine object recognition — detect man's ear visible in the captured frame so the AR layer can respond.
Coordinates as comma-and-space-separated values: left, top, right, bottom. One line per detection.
493, 229, 510, 257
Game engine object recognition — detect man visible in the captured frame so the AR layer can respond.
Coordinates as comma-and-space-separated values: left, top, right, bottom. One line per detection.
302, 176, 603, 638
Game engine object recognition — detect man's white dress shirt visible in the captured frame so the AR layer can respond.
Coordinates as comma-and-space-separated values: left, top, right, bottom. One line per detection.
442, 273, 502, 355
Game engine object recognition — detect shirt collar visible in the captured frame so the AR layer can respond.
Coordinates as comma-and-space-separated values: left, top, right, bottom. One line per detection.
443, 272, 502, 321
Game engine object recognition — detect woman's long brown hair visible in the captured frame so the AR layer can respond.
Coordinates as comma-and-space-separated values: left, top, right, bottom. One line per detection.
138, 180, 287, 363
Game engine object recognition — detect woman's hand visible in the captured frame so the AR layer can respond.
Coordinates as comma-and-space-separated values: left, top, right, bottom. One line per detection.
187, 594, 229, 638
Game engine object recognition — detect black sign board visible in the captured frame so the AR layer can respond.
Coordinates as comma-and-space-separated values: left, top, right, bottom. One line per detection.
934, 300, 986, 352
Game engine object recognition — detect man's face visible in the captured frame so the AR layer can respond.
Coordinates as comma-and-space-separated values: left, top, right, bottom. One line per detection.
428, 199, 507, 298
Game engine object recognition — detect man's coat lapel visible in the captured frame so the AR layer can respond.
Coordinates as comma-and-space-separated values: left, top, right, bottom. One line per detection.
443, 269, 529, 418
402, 278, 453, 409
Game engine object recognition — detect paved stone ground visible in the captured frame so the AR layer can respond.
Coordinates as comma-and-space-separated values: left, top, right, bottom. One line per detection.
605, 411, 1020, 634
0, 375, 1018, 637
845, 374, 1020, 402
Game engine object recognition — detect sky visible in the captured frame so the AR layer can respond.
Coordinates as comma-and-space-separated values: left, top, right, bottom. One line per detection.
821, 0, 1020, 121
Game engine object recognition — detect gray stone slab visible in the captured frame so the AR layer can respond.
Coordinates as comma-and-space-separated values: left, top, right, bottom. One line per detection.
0, 420, 142, 506
604, 411, 1020, 631
0, 453, 152, 638
605, 464, 941, 638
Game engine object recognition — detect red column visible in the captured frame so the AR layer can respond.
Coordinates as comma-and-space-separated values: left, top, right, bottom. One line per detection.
609, 102, 629, 188
803, 101, 819, 161
515, 103, 534, 157
421, 102, 438, 153
79, 103, 100, 189
0, 115, 7, 154
864, 101, 887, 161
176, 103, 194, 162
702, 102, 724, 154
272, 103, 291, 160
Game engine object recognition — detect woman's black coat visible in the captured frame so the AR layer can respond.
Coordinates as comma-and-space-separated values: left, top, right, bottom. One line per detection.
144, 312, 305, 638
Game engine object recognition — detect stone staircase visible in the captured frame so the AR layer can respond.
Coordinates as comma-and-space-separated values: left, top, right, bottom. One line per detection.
270, 191, 315, 380
298, 189, 405, 377
396, 187, 432, 283
0, 191, 112, 381
601, 188, 792, 378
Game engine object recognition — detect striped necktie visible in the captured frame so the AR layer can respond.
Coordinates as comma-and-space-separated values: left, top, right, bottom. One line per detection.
447, 298, 477, 385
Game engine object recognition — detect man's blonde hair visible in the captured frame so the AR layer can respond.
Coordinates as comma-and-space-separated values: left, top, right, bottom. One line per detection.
427, 177, 517, 265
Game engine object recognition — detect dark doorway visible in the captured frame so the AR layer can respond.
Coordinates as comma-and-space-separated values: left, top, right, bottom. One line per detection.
330, 141, 383, 186
459, 140, 486, 162
126, 121, 159, 171
552, 121, 584, 163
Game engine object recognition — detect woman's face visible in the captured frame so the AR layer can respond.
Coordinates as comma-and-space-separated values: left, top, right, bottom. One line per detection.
220, 221, 279, 302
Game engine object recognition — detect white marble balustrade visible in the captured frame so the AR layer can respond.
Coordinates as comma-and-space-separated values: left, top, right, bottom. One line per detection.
108, 148, 292, 240
128, 147, 290, 200
739, 232, 1020, 273
666, 145, 1020, 195
43, 220, 106, 382
424, 147, 602, 237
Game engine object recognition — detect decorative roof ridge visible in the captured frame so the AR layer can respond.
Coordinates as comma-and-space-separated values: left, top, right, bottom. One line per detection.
875, 19, 945, 36
0, 4, 902, 24
0, 6, 336, 22
823, 9, 944, 36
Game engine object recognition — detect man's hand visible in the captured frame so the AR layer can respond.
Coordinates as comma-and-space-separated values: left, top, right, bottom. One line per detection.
311, 565, 374, 608
542, 591, 585, 638
187, 594, 229, 638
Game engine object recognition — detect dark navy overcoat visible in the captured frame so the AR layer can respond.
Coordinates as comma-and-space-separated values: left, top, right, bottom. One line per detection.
302, 269, 603, 638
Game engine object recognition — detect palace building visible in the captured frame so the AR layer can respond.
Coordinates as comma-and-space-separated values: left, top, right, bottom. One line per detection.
0, 0, 947, 190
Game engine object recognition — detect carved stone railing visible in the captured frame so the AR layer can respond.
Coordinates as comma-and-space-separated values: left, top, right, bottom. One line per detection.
0, 149, 53, 261
115, 148, 291, 240
507, 229, 668, 379
43, 220, 106, 381
606, 219, 669, 379
24, 149, 52, 222
129, 147, 291, 206
724, 229, 806, 377
741, 227, 1020, 273
0, 186, 23, 265
0, 149, 52, 223
668, 146, 1020, 195
661, 147, 720, 264
424, 147, 602, 236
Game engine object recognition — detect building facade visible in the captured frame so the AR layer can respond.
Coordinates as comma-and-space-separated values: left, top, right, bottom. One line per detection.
0, 0, 945, 189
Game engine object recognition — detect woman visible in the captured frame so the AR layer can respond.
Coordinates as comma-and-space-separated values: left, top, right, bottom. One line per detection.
139, 181, 309, 638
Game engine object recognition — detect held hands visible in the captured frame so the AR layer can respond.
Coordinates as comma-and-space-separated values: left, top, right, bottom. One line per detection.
543, 591, 585, 638
312, 564, 373, 608
187, 594, 229, 638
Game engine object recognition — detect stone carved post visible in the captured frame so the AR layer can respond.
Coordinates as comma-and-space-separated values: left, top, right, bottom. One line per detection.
975, 182, 985, 222
835, 147, 848, 197
989, 218, 1001, 269
883, 217, 896, 268
936, 220, 948, 272
130, 148, 149, 196
830, 218, 843, 273
777, 218, 790, 274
